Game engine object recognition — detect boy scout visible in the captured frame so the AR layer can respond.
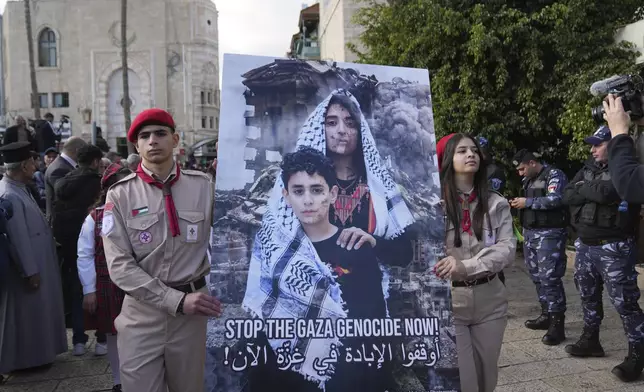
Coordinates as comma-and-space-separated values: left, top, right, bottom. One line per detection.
102, 108, 222, 392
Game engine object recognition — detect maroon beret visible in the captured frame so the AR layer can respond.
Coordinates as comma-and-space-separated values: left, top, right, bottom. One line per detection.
127, 108, 175, 143
436, 133, 456, 172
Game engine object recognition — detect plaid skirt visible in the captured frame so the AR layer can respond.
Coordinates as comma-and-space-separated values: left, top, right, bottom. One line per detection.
85, 273, 125, 335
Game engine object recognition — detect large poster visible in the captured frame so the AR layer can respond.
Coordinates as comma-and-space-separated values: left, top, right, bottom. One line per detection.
206, 54, 459, 392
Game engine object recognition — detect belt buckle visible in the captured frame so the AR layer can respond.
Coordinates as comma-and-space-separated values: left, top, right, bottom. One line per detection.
463, 279, 477, 287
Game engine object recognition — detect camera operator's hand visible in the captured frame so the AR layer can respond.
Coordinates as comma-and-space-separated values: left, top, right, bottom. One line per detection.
603, 94, 631, 137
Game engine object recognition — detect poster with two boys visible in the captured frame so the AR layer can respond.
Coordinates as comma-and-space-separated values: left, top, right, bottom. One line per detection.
205, 54, 460, 392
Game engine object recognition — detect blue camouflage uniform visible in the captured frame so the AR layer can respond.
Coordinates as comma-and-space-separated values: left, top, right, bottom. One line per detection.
564, 158, 644, 344
573, 239, 644, 343
521, 165, 569, 313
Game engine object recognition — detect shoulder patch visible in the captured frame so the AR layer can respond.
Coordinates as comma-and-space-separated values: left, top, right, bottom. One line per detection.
101, 213, 115, 236
490, 178, 503, 190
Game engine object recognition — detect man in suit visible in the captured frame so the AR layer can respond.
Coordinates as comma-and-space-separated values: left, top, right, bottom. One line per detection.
44, 136, 87, 350
44, 136, 87, 224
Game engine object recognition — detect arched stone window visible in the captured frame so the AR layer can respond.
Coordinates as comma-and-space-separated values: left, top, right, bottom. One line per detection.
38, 28, 57, 67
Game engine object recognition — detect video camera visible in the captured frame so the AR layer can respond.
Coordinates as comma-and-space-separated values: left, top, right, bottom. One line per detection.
59, 115, 70, 124
590, 74, 644, 124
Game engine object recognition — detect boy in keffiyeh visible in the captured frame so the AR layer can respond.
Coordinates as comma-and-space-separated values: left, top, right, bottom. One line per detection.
247, 148, 393, 391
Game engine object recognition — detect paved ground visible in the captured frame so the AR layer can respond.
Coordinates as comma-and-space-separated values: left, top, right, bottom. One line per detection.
2, 253, 644, 392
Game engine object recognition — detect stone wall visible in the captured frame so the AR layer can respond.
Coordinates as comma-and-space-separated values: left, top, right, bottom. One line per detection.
2, 0, 219, 147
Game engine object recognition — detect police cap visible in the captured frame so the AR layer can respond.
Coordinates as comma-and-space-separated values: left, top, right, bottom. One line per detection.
512, 149, 539, 167
0, 141, 37, 163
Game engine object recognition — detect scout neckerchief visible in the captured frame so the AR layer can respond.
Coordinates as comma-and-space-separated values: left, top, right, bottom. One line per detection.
459, 190, 477, 235
135, 163, 181, 237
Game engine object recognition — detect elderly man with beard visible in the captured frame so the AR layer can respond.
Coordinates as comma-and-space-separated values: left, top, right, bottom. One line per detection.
0, 141, 67, 375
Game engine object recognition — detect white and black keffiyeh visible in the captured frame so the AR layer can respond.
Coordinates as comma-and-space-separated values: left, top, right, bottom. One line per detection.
242, 89, 414, 386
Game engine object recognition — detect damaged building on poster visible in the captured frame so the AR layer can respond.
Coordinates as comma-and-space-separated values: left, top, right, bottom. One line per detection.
240, 59, 378, 179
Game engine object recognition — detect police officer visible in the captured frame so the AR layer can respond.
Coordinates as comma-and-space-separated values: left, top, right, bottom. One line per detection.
477, 136, 506, 194
563, 125, 644, 382
102, 108, 222, 392
510, 149, 568, 346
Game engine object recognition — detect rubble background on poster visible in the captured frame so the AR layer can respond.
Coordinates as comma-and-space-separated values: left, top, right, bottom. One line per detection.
205, 58, 459, 391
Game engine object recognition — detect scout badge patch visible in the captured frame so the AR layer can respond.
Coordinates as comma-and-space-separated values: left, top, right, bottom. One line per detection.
101, 213, 114, 236
139, 231, 153, 244
186, 224, 198, 243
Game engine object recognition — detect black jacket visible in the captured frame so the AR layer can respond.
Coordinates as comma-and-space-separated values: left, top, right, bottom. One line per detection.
487, 161, 506, 193
3, 125, 38, 152
45, 156, 75, 225
35, 120, 61, 153
53, 167, 101, 243
564, 158, 639, 241
607, 134, 644, 204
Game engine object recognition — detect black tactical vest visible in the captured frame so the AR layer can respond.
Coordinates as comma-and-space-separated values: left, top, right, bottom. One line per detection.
520, 168, 568, 229
576, 168, 628, 232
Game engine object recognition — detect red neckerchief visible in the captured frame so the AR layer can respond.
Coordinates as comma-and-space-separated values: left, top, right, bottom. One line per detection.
459, 191, 477, 235
135, 163, 181, 237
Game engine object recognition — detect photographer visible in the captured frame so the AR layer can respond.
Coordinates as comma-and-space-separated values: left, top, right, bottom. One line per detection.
603, 93, 644, 203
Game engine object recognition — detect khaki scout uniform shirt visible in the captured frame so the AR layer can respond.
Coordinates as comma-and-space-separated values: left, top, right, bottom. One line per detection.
446, 192, 516, 280
102, 163, 214, 316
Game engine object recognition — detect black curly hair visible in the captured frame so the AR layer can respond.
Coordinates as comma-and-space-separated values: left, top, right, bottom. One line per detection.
77, 144, 104, 167
281, 146, 337, 189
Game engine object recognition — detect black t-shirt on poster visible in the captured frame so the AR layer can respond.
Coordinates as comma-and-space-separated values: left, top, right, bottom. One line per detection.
312, 229, 386, 319
246, 229, 393, 392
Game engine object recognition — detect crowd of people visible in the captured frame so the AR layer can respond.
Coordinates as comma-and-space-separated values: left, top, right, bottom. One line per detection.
0, 89, 642, 392
0, 109, 218, 391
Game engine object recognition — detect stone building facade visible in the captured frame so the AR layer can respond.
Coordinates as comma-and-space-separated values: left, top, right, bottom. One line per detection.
319, 0, 378, 63
617, 19, 644, 64
2, 0, 220, 153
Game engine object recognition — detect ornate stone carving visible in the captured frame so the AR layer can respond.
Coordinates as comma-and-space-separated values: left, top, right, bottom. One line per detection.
167, 50, 182, 78
202, 61, 216, 75
108, 21, 137, 48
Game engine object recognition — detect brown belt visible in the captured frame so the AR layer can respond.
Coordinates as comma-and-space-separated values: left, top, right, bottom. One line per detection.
452, 273, 496, 288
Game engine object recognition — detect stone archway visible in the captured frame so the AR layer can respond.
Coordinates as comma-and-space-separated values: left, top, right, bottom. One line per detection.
97, 59, 151, 146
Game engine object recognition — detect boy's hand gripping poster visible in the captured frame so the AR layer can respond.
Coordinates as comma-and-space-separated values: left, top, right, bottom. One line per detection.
206, 54, 460, 392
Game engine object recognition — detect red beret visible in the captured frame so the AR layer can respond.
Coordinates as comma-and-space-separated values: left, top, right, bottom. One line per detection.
436, 133, 456, 172
127, 108, 175, 143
